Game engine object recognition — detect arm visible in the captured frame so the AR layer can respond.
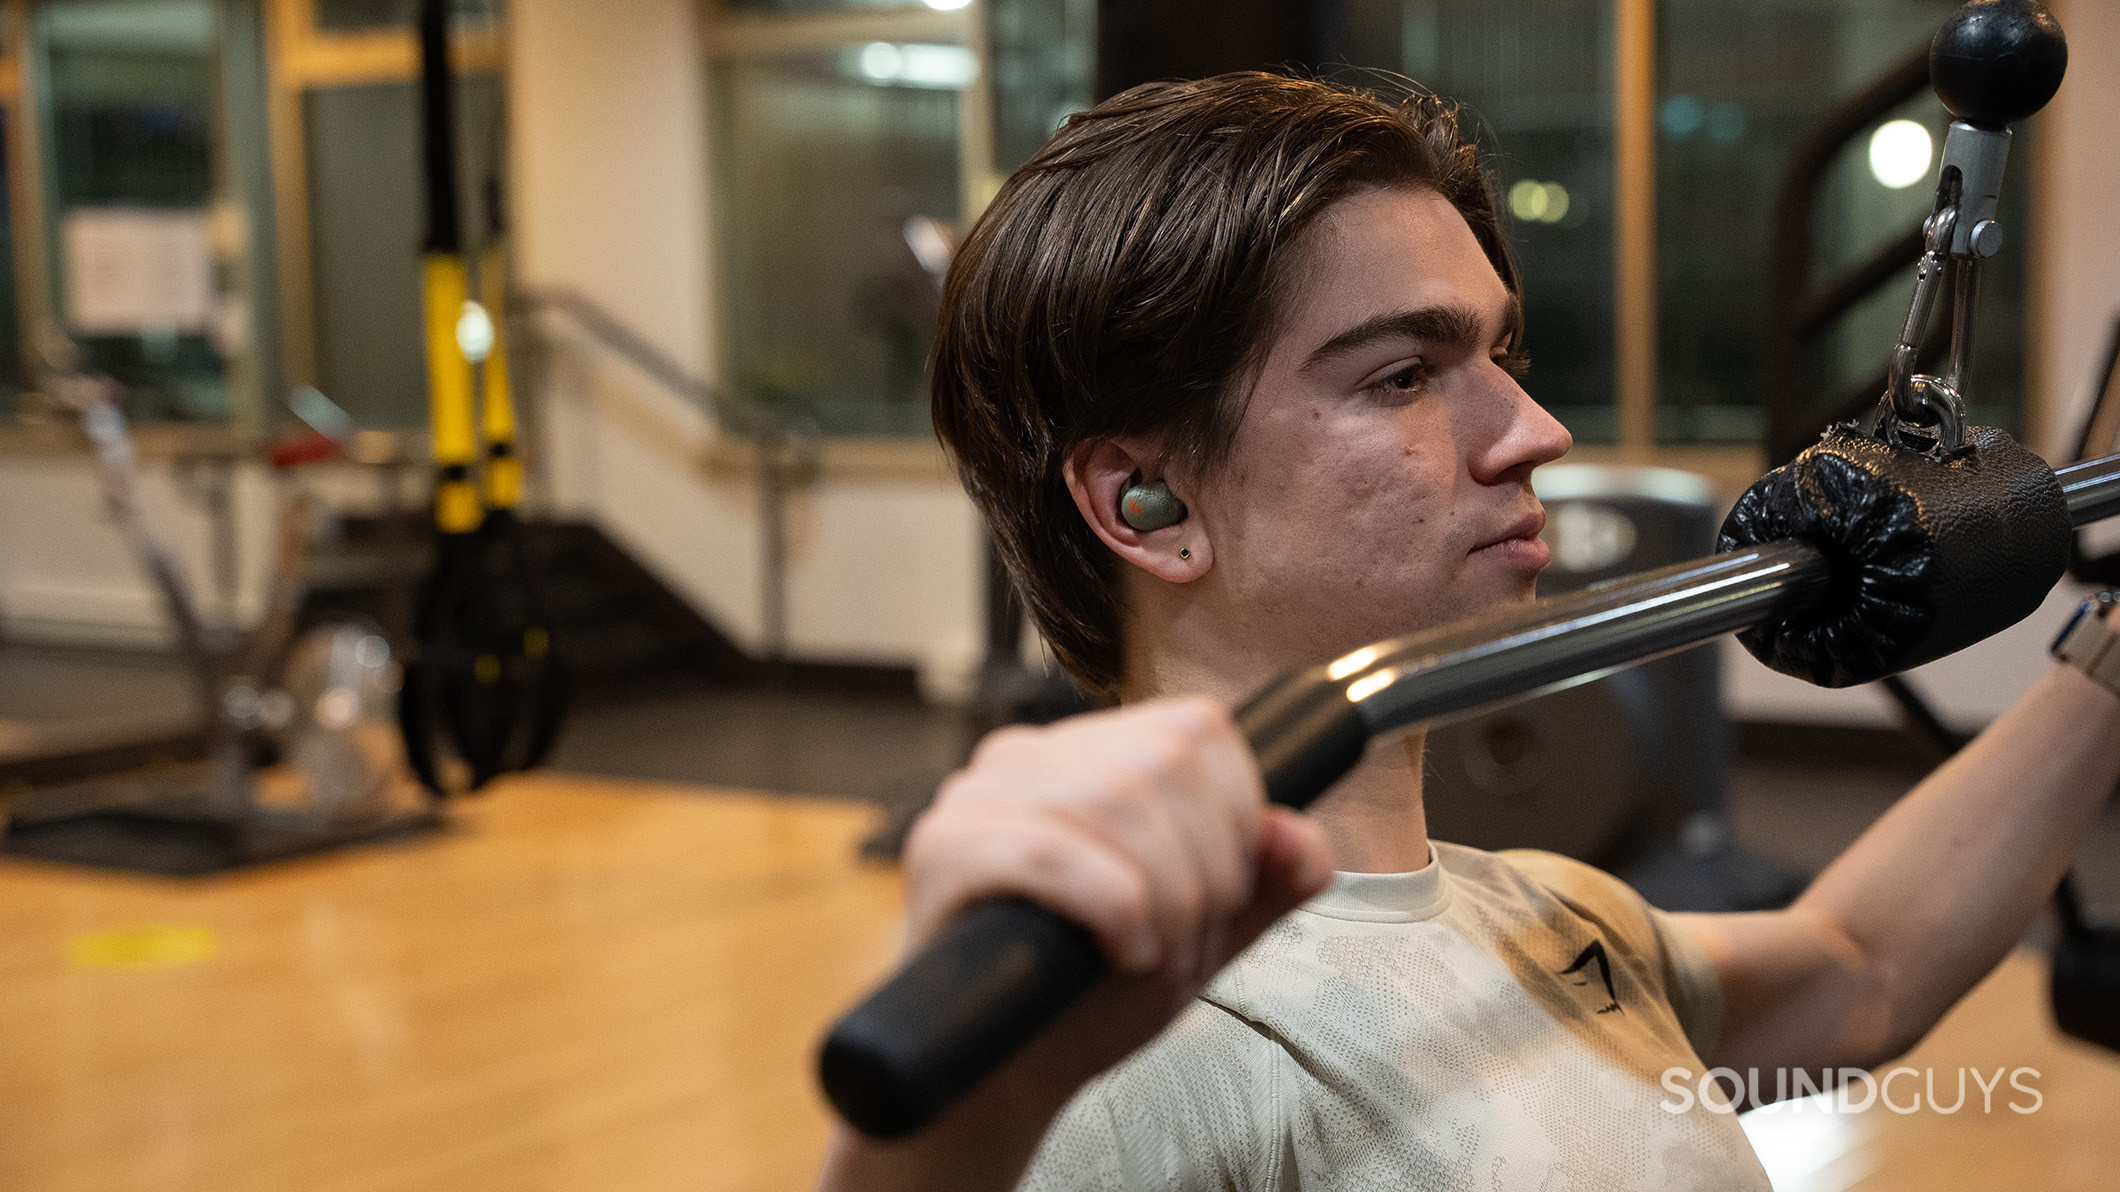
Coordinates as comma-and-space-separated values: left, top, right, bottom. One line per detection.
1677, 661, 2120, 1091
816, 698, 1335, 1192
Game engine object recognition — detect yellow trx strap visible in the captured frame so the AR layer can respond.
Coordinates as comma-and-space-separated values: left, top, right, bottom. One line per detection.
423, 252, 481, 534
479, 243, 521, 513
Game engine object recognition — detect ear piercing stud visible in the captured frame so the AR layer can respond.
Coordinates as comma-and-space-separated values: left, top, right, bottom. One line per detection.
1179, 548, 1191, 559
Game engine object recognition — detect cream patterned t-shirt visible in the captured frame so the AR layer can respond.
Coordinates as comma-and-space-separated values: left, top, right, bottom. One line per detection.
1018, 841, 1770, 1190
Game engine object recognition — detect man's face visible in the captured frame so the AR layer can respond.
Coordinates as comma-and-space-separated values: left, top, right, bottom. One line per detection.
1189, 186, 1573, 668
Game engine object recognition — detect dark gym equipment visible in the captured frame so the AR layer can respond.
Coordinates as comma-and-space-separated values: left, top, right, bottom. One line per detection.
397, 0, 566, 796
1722, 425, 2068, 685
1763, 0, 2111, 1055
1423, 468, 1714, 870
1096, 0, 1325, 100
819, 0, 2098, 1139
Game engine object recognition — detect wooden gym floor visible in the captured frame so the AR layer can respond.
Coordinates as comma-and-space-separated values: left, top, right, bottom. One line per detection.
3, 771, 2119, 1192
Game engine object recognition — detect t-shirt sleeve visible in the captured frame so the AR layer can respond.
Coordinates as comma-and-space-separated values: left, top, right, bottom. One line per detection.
1017, 1000, 1287, 1192
1496, 848, 1725, 1064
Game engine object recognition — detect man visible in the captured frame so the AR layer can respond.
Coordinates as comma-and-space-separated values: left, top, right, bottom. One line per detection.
818, 73, 2120, 1190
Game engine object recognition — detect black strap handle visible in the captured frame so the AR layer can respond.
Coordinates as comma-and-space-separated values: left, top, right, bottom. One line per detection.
817, 682, 1366, 1138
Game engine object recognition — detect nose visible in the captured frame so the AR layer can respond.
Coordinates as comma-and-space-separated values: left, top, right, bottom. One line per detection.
1469, 367, 1572, 486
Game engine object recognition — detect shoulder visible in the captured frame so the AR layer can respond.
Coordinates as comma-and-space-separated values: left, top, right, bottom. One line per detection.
1020, 999, 1288, 1191
1481, 846, 1660, 929
1470, 844, 1724, 1061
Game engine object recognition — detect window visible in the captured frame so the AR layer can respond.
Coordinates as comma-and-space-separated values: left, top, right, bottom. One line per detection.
0, 0, 278, 431
1339, 0, 1619, 443
715, 45, 965, 436
39, 0, 230, 423
1330, 0, 2027, 457
1655, 0, 2026, 444
704, 0, 1093, 438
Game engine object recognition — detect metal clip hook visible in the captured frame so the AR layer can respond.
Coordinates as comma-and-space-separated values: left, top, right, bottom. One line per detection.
1874, 206, 1970, 457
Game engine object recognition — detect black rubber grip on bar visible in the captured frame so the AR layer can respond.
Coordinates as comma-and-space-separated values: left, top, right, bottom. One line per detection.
818, 684, 1368, 1138
819, 897, 1104, 1138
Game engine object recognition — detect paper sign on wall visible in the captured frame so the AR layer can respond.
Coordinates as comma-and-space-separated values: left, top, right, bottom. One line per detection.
62, 207, 214, 335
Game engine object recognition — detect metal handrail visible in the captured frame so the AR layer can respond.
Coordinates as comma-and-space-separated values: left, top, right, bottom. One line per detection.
511, 285, 819, 667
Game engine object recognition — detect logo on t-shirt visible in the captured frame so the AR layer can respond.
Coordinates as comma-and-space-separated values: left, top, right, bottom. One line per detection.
1561, 939, 1621, 1014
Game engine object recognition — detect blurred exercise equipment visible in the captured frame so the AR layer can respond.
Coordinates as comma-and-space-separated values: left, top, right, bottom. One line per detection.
0, 353, 437, 876
397, 0, 566, 796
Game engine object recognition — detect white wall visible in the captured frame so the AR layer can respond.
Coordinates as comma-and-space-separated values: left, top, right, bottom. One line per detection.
508, 0, 715, 380
531, 313, 985, 692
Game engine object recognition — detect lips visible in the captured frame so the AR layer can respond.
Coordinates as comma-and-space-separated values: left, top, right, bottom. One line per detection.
1472, 506, 1548, 555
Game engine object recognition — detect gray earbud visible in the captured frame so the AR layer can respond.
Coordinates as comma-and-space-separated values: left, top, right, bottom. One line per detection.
1119, 476, 1188, 532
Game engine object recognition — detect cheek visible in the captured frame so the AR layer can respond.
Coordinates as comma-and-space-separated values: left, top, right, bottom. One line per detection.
1273, 424, 1465, 583
1323, 400, 1462, 516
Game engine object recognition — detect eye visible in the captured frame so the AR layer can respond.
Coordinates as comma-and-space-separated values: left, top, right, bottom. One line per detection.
1366, 361, 1431, 397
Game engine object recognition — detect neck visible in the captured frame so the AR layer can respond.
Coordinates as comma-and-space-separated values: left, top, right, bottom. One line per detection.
1120, 585, 1432, 875
1304, 730, 1431, 873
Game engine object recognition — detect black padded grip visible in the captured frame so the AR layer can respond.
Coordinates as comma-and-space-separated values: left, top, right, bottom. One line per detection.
817, 690, 1368, 1138
1719, 423, 2068, 686
820, 898, 1104, 1138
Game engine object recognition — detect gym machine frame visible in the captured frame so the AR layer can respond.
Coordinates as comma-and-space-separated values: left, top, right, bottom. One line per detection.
822, 0, 2099, 1142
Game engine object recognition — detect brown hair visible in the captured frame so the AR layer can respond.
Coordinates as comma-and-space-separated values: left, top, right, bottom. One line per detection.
931, 71, 1512, 699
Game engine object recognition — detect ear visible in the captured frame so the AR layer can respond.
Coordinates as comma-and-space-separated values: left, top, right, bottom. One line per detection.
1062, 438, 1211, 583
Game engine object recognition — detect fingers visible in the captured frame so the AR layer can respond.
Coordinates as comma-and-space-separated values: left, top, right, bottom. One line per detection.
901, 799, 1159, 970
1042, 700, 1257, 983
898, 697, 1280, 987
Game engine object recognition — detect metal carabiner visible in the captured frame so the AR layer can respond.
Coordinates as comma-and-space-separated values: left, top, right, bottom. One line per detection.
1874, 206, 1970, 457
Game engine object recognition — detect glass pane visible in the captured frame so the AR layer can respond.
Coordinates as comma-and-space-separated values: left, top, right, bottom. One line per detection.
314, 0, 500, 33
715, 47, 963, 436
304, 75, 503, 428
1656, 0, 2026, 443
988, 0, 1094, 172
41, 0, 226, 423
1335, 0, 1618, 442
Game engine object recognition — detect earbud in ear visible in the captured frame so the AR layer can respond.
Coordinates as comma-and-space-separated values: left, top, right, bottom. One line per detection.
1119, 475, 1188, 532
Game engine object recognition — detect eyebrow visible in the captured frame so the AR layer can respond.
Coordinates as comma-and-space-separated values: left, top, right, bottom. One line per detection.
1300, 296, 1524, 372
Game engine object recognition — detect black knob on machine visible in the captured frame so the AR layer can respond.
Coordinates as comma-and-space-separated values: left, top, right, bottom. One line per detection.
1930, 0, 2067, 128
